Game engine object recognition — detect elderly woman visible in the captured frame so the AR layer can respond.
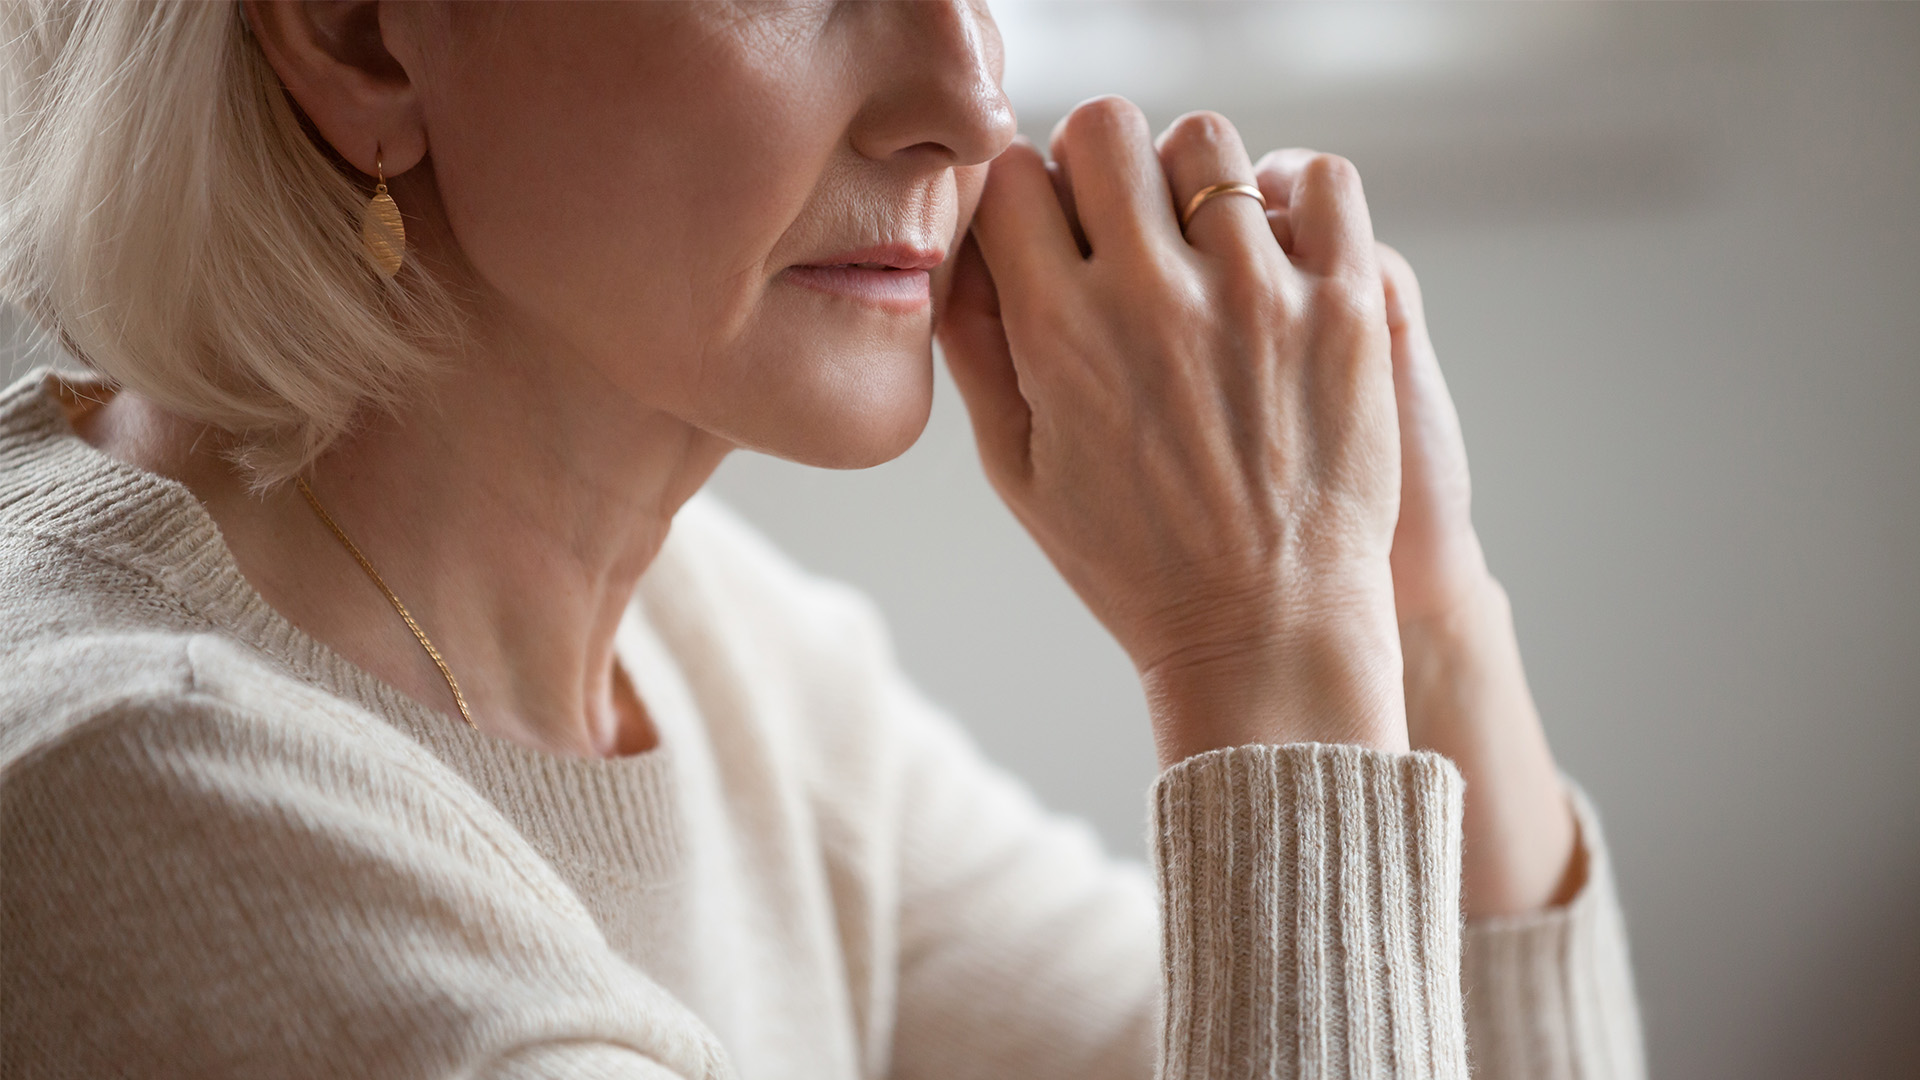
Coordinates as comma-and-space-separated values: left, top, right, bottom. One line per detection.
0, 3, 1643, 1078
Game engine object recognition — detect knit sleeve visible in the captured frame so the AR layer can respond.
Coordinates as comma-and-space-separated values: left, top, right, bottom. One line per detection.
1461, 779, 1648, 1080
882, 665, 1650, 1080
1150, 743, 1471, 1079
1, 695, 728, 1080
880, 652, 1475, 1079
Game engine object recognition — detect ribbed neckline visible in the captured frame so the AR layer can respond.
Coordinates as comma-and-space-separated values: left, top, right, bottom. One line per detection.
0, 367, 689, 876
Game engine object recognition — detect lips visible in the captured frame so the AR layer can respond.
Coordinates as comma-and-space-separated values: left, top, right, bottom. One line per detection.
801, 244, 947, 272
784, 243, 945, 312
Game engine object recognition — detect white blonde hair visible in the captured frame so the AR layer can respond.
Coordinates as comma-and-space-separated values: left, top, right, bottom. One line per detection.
0, 1, 463, 486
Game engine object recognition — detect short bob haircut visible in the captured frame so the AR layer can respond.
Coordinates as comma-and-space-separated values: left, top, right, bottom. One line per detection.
0, 2, 463, 487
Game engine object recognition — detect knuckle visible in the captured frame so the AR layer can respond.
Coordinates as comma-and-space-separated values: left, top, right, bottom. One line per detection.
980, 143, 1037, 194
1304, 152, 1362, 193
1126, 262, 1206, 325
1063, 94, 1148, 149
1217, 259, 1286, 318
1316, 272, 1383, 327
1163, 110, 1243, 156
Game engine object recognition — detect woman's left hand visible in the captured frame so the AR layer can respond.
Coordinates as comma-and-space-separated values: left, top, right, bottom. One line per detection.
1257, 171, 1582, 916
1375, 242, 1495, 633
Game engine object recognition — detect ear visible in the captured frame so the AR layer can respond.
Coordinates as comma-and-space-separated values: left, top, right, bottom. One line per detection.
242, 0, 425, 177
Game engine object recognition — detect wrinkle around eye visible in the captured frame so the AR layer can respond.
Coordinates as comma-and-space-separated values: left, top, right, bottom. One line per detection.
716, 0, 841, 52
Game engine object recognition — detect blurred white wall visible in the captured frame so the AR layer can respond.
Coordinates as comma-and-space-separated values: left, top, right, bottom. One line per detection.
5, 5, 1913, 1078
710, 5, 1920, 1079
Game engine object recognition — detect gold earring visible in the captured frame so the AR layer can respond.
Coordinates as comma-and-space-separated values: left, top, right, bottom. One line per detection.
361, 154, 405, 278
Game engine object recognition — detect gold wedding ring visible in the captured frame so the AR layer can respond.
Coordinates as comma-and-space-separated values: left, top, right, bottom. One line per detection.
1180, 181, 1268, 232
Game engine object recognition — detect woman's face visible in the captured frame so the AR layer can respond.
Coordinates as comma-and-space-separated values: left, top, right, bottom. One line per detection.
393, 1, 1015, 467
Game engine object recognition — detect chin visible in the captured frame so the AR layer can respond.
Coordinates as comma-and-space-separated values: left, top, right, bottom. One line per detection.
720, 338, 935, 470
806, 398, 931, 469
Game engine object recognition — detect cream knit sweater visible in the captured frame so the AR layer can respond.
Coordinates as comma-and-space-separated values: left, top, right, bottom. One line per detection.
0, 370, 1645, 1079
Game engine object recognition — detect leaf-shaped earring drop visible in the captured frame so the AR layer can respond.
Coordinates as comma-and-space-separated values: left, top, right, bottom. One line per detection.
361, 155, 405, 278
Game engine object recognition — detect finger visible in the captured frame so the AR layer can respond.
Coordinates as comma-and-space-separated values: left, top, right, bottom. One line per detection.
1377, 241, 1465, 483
1046, 159, 1091, 257
937, 232, 1032, 485
1264, 207, 1294, 256
1253, 148, 1313, 253
1252, 148, 1311, 211
1047, 96, 1180, 255
970, 137, 1080, 297
1254, 149, 1376, 279
1156, 111, 1272, 263
1379, 241, 1449, 410
1377, 242, 1429, 345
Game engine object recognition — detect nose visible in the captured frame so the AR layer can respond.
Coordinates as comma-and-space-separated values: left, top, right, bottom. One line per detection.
849, 0, 1017, 169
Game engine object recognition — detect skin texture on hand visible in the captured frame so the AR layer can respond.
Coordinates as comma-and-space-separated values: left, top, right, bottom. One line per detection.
939, 101, 1411, 765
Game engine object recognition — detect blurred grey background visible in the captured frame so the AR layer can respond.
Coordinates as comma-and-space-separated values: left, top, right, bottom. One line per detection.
5, 4, 1915, 1078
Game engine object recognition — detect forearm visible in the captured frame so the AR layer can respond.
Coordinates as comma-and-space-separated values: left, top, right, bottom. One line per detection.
1401, 573, 1581, 918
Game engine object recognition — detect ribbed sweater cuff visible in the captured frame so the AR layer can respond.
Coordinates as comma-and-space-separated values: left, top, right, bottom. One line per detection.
1151, 742, 1469, 1079
1462, 778, 1647, 1080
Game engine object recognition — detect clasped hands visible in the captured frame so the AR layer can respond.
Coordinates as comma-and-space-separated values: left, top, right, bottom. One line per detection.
940, 98, 1581, 915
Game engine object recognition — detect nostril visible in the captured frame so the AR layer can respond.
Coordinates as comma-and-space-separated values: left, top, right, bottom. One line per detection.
845, 3, 1017, 168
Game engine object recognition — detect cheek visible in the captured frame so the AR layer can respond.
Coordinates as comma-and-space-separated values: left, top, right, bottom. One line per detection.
416, 10, 940, 466
421, 16, 834, 398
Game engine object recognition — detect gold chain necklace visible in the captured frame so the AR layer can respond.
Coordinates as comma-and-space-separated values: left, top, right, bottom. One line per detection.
295, 477, 478, 730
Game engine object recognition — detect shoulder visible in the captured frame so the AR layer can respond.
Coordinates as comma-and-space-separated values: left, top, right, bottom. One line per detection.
0, 625, 595, 929
0, 526, 418, 784
0, 523, 554, 902
0, 368, 448, 791
0, 626, 531, 865
0, 642, 695, 1077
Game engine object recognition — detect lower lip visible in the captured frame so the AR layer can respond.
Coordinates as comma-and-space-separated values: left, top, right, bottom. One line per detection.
782, 265, 932, 313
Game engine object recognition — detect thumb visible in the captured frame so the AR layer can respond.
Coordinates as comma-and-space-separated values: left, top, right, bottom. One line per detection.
938, 231, 1032, 488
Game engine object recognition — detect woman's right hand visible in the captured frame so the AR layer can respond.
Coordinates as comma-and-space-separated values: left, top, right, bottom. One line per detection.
938, 97, 1409, 767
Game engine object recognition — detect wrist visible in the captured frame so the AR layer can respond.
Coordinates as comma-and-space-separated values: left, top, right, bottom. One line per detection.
1393, 526, 1494, 633
1395, 573, 1578, 916
1399, 572, 1512, 727
1139, 604, 1410, 768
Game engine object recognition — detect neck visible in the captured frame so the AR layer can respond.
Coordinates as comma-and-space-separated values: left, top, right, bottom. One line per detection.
83, 330, 732, 759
